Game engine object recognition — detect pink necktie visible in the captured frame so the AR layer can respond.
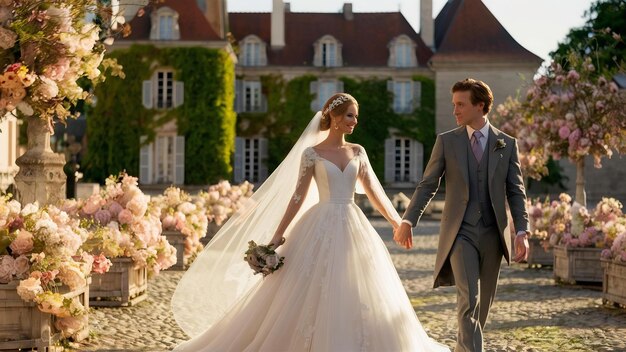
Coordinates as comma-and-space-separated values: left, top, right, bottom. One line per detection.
471, 130, 484, 161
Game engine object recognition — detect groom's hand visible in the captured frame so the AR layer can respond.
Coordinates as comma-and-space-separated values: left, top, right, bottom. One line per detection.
394, 223, 413, 249
513, 232, 529, 263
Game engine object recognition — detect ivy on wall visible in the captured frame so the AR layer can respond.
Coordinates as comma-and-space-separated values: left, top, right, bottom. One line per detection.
83, 45, 235, 184
237, 74, 436, 180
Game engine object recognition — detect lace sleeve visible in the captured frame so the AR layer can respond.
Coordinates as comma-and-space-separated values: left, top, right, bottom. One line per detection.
357, 146, 402, 227
272, 148, 317, 238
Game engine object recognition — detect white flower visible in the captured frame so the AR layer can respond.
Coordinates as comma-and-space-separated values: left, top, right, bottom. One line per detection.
17, 277, 43, 301
36, 76, 60, 100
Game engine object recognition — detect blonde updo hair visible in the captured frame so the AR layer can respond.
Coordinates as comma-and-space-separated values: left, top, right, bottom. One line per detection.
320, 93, 359, 131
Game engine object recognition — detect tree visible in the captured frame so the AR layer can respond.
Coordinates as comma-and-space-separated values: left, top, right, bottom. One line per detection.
551, 0, 626, 75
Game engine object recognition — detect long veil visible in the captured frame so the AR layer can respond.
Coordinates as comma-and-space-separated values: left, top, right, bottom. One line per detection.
172, 112, 328, 338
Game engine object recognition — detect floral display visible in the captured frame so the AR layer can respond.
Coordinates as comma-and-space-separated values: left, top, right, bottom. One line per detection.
0, 0, 124, 127
151, 187, 208, 262
0, 195, 94, 340
527, 193, 625, 250
196, 180, 254, 226
60, 172, 177, 276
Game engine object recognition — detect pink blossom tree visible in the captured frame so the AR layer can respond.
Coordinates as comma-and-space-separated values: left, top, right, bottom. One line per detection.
493, 33, 626, 206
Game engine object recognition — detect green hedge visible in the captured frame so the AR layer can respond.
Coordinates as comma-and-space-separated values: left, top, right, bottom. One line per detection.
84, 45, 235, 184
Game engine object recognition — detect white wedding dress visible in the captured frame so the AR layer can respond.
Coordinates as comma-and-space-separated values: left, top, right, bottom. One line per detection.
173, 146, 449, 352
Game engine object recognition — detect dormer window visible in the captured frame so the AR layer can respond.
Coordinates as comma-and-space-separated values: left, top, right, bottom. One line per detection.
314, 35, 342, 67
240, 35, 267, 66
388, 35, 417, 68
150, 7, 180, 40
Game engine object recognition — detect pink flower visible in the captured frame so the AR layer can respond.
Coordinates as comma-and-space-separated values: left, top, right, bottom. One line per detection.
107, 201, 123, 218
568, 129, 581, 144
0, 255, 16, 283
17, 277, 43, 301
162, 214, 176, 229
601, 248, 612, 259
595, 101, 605, 110
82, 195, 102, 215
94, 209, 111, 225
92, 253, 112, 274
9, 229, 33, 255
558, 126, 571, 140
55, 315, 88, 339
14, 255, 30, 279
567, 70, 580, 81
118, 209, 133, 225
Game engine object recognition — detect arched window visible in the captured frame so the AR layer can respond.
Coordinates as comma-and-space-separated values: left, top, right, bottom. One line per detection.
239, 35, 267, 66
150, 7, 180, 40
313, 35, 342, 67
388, 35, 417, 68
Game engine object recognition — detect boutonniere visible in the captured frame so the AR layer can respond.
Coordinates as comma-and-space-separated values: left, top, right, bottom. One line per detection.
494, 139, 506, 151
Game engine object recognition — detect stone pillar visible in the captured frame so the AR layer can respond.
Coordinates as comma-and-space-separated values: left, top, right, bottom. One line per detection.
14, 116, 66, 206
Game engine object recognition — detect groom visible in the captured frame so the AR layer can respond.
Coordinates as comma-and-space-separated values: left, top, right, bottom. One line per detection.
394, 78, 530, 352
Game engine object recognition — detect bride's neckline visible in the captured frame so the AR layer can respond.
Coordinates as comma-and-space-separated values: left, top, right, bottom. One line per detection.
311, 146, 360, 173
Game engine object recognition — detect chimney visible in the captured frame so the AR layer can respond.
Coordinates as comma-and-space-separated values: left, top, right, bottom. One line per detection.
271, 0, 285, 48
285, 2, 291, 12
201, 0, 228, 39
343, 3, 354, 21
420, 0, 434, 49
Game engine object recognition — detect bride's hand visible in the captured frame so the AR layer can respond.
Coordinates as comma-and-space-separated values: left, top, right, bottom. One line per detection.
269, 236, 286, 249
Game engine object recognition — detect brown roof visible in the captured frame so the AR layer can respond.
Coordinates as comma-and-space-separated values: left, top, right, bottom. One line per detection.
121, 0, 221, 41
432, 0, 542, 63
228, 12, 434, 67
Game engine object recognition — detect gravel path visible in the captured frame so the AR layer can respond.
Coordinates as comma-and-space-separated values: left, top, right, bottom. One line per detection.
75, 219, 626, 352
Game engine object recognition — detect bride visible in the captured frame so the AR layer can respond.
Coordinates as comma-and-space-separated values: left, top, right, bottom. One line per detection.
171, 93, 449, 351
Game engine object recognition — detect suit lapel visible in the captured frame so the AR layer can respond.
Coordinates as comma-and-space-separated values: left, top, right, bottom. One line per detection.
453, 127, 470, 187
488, 126, 501, 185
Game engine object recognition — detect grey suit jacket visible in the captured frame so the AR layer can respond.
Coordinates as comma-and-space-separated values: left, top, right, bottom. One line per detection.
403, 125, 529, 287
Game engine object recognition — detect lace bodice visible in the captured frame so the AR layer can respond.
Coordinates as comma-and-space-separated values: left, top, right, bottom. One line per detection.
299, 147, 364, 204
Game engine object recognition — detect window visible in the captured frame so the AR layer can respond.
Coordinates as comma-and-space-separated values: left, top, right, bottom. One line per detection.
322, 42, 336, 67
155, 135, 175, 184
309, 80, 343, 111
314, 36, 342, 67
395, 41, 412, 67
393, 81, 412, 113
158, 14, 174, 40
234, 137, 268, 183
240, 36, 267, 67
150, 7, 180, 41
139, 135, 185, 185
388, 80, 421, 114
244, 81, 262, 112
142, 71, 183, 110
384, 137, 423, 184
156, 71, 173, 109
388, 35, 416, 68
394, 138, 412, 182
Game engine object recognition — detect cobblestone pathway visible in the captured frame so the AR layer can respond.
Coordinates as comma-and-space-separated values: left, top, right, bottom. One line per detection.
77, 219, 626, 352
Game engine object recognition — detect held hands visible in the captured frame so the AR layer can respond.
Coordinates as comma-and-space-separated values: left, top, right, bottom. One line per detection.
513, 232, 529, 263
393, 222, 413, 249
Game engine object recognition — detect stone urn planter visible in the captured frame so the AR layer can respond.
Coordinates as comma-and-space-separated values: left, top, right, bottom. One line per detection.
90, 257, 148, 307
601, 259, 626, 308
0, 279, 90, 351
553, 245, 603, 284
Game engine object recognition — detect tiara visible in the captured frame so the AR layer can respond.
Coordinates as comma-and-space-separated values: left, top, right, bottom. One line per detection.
323, 95, 350, 116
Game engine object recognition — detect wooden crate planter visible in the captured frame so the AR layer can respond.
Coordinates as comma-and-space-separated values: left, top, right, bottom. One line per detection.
554, 245, 603, 284
90, 257, 147, 307
602, 259, 626, 307
0, 279, 90, 351
527, 237, 553, 267
163, 230, 185, 271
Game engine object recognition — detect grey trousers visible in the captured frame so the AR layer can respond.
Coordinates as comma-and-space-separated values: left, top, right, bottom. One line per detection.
449, 222, 503, 352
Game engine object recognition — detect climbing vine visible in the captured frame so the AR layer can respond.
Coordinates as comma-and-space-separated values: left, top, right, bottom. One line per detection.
84, 44, 235, 184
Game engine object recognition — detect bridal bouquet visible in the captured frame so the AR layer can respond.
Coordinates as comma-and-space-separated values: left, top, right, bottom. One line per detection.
244, 240, 284, 277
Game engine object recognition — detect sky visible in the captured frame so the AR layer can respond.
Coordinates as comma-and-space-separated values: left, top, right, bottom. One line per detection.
226, 0, 595, 64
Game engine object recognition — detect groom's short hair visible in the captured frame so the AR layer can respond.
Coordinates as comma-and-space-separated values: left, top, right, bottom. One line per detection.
451, 78, 493, 114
